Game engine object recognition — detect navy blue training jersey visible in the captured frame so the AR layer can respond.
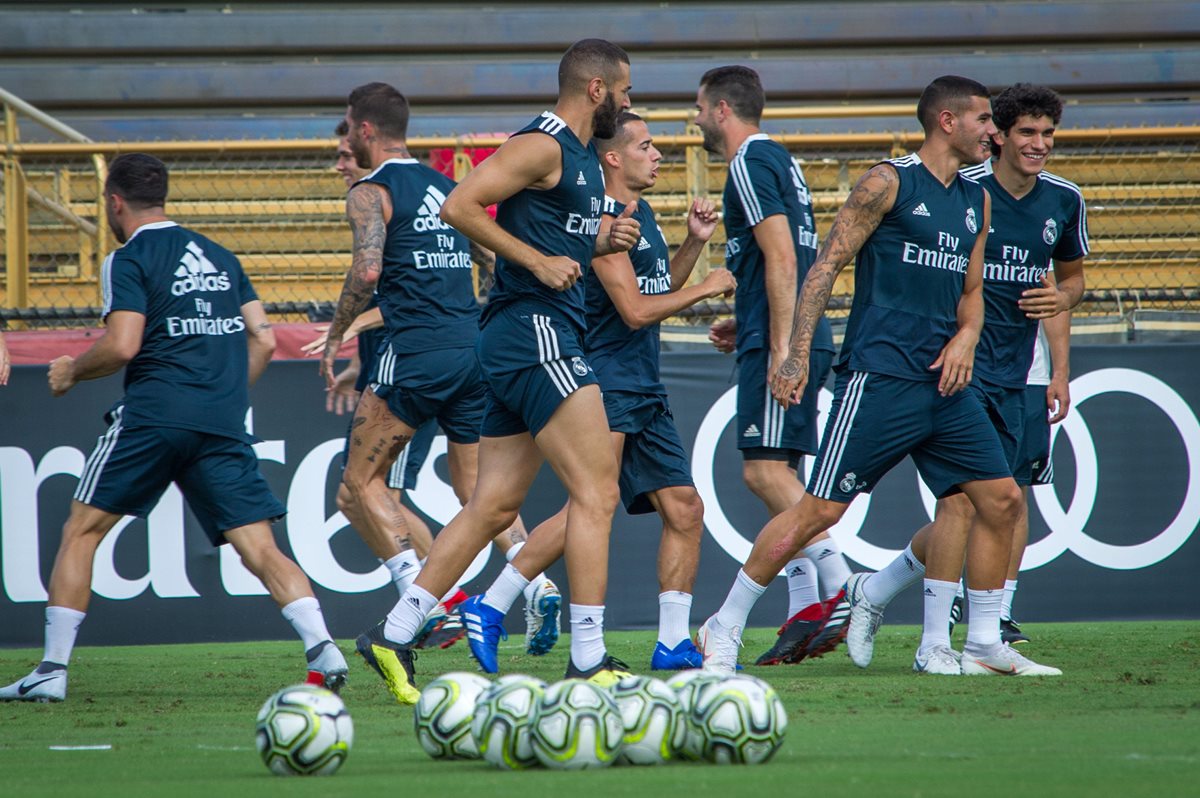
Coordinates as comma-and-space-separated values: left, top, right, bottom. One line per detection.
722, 134, 834, 355
356, 158, 479, 353
961, 159, 1088, 388
584, 196, 670, 396
100, 221, 256, 441
839, 153, 987, 381
482, 111, 606, 332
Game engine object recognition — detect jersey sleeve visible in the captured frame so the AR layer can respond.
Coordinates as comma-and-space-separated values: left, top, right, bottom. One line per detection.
729, 147, 788, 227
100, 251, 147, 319
1053, 189, 1089, 261
234, 257, 259, 304
601, 194, 620, 218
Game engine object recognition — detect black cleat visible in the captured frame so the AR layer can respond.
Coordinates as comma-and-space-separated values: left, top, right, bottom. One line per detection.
564, 655, 633, 688
800, 589, 851, 661
754, 602, 825, 665
1000, 618, 1030, 646
355, 621, 420, 704
415, 609, 467, 650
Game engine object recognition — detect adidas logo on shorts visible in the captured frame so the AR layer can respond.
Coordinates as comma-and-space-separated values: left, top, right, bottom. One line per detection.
743, 424, 761, 438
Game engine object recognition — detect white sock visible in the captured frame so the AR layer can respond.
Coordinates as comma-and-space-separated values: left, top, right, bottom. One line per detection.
716, 569, 767, 631
385, 584, 439, 644
785, 558, 820, 617
505, 542, 524, 561
43, 606, 86, 667
862, 544, 926, 608
569, 604, 606, 671
483, 564, 529, 614
964, 587, 1004, 652
803, 540, 852, 600
1001, 579, 1018, 621
384, 551, 421, 599
502, 541, 547, 604
658, 591, 692, 649
281, 597, 333, 651
919, 579, 958, 651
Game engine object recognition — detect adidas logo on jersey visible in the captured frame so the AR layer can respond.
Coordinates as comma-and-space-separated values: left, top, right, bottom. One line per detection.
413, 184, 452, 232
171, 241, 230, 296
636, 237, 652, 251
743, 424, 761, 438
912, 202, 931, 217
576, 171, 588, 185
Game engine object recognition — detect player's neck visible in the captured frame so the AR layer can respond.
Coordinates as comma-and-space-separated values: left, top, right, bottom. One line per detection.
605, 180, 640, 206
370, 139, 410, 167
721, 123, 760, 162
991, 156, 1038, 199
914, 141, 968, 187
121, 210, 169, 240
552, 101, 595, 144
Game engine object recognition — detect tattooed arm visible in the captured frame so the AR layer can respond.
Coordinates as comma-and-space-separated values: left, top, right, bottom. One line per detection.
321, 182, 390, 388
770, 163, 899, 406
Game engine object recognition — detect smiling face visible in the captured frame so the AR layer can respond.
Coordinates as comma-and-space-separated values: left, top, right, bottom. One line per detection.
950, 95, 998, 166
693, 86, 723, 155
334, 136, 368, 189
995, 113, 1055, 178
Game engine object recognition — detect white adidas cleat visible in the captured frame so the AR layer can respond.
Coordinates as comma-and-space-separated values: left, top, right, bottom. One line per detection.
913, 644, 962, 675
524, 578, 561, 656
0, 666, 68, 702
961, 643, 1062, 676
695, 615, 742, 674
845, 572, 886, 668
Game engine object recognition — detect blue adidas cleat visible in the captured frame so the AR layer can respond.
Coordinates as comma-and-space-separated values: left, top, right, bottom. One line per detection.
650, 639, 704, 671
461, 594, 507, 674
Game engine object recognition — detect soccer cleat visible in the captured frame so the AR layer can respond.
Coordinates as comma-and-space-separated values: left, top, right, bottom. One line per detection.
305, 640, 349, 693
913, 644, 962, 675
524, 578, 562, 656
651, 639, 704, 670
754, 602, 825, 665
0, 663, 67, 702
948, 593, 965, 636
418, 610, 467, 650
800, 589, 852, 661
355, 621, 420, 704
961, 643, 1062, 676
461, 595, 507, 674
564, 654, 633, 688
845, 572, 886, 668
411, 603, 448, 650
695, 616, 742, 674
1000, 618, 1030, 646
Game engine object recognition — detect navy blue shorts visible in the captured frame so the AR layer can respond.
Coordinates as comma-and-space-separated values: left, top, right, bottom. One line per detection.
807, 371, 1012, 502
476, 302, 599, 438
604, 390, 695, 515
1020, 384, 1054, 486
343, 415, 437, 491
74, 409, 285, 545
369, 343, 484, 445
737, 347, 832, 457
971, 379, 1025, 479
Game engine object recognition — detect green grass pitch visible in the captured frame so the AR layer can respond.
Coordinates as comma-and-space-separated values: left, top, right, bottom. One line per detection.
1, 622, 1196, 798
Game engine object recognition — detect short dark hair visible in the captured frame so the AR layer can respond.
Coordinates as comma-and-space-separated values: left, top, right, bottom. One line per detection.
105, 153, 168, 208
596, 111, 644, 154
992, 83, 1063, 134
347, 82, 409, 140
916, 75, 991, 133
699, 65, 765, 125
334, 119, 350, 137
558, 38, 630, 94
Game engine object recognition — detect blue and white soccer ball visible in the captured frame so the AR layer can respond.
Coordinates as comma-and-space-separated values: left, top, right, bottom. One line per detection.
255, 684, 354, 776
664, 668, 725, 761
690, 674, 787, 765
609, 675, 686, 765
531, 679, 625, 770
414, 671, 492, 760
470, 675, 545, 770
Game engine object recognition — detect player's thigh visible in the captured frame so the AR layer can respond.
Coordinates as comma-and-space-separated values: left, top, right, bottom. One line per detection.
619, 403, 694, 516
535, 384, 620, 494
73, 420, 178, 519
913, 386, 1013, 500
469, 432, 543, 514
174, 432, 285, 546
344, 386, 418, 482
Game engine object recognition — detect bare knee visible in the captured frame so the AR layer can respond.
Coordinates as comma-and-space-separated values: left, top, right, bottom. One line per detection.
662, 490, 705, 539
975, 482, 1023, 528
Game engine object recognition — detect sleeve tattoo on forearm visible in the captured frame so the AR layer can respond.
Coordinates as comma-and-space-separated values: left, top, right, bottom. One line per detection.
330, 187, 386, 341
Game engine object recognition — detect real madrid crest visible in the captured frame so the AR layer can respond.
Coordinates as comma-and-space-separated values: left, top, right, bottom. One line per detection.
571, 357, 589, 377
965, 207, 978, 234
1042, 218, 1058, 245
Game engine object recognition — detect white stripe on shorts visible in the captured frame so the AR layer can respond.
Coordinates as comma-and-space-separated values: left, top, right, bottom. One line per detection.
387, 438, 409, 491
812, 371, 869, 498
75, 406, 124, 505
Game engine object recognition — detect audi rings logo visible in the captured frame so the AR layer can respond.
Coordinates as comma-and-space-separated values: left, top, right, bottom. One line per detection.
692, 368, 1199, 574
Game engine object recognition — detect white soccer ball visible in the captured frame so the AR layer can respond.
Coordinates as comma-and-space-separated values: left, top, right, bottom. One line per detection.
664, 668, 725, 761
414, 671, 492, 760
609, 675, 686, 765
255, 684, 353, 776
470, 675, 545, 770
531, 678, 625, 770
690, 674, 787, 765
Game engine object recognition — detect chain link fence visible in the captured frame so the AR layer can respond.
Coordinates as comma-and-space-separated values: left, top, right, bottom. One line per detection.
3, 120, 1197, 330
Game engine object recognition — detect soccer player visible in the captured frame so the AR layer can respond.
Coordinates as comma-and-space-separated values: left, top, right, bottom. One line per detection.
697, 75, 1037, 675
0, 153, 347, 702
694, 66, 852, 664
357, 39, 639, 697
459, 111, 737, 673
844, 84, 1083, 675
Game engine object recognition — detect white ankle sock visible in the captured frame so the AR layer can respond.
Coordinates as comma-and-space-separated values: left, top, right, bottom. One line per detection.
385, 584, 438, 644
1001, 579, 1018, 620
384, 551, 421, 599
919, 579, 958, 650
483, 564, 529, 614
281, 597, 332, 650
501, 541, 547, 603
505, 541, 524, 561
43, 606, 85, 667
863, 544, 926, 607
658, 591, 692, 648
785, 558, 819, 617
803, 540, 852, 600
569, 604, 606, 671
716, 569, 766, 631
965, 587, 1004, 652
